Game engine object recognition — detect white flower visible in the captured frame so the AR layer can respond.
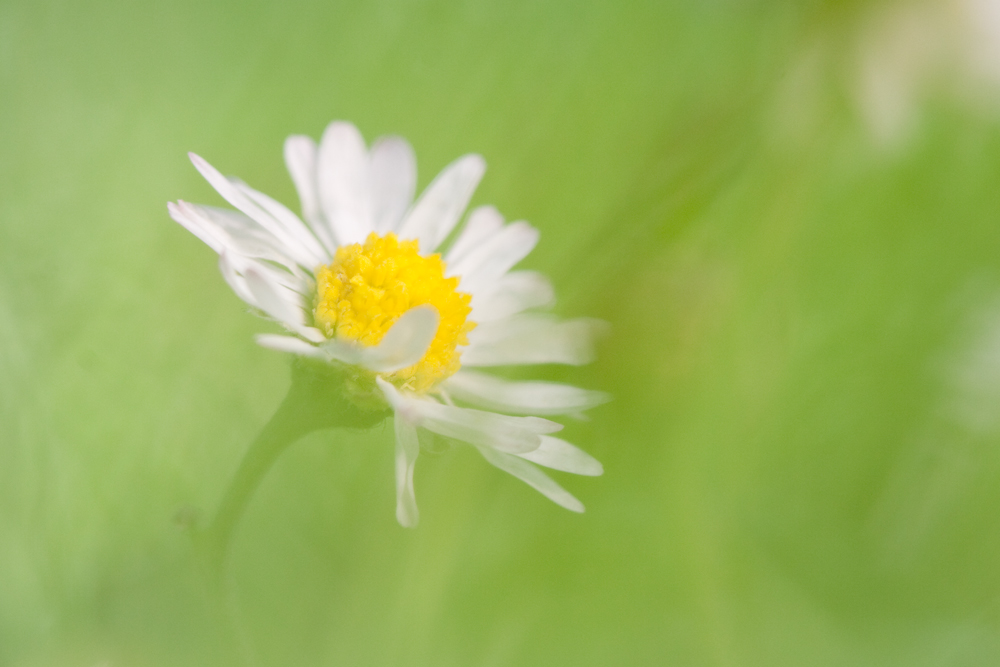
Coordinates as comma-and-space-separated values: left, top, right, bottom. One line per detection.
169, 121, 606, 527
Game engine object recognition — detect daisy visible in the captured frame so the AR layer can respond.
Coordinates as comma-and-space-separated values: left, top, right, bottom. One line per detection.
169, 121, 605, 528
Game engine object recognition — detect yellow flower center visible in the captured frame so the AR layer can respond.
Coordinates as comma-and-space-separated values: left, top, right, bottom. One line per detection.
313, 232, 475, 393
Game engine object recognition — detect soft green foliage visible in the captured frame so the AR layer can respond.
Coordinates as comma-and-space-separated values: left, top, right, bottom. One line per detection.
4, 0, 1000, 665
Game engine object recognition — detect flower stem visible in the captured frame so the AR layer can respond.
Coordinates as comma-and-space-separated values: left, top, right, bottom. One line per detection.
196, 359, 389, 580
199, 391, 309, 575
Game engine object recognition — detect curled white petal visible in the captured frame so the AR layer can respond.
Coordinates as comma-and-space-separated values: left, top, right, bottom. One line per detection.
463, 315, 603, 367
476, 445, 585, 513
376, 379, 561, 454
323, 306, 439, 373
398, 154, 486, 252
515, 436, 603, 476
444, 370, 609, 416
394, 417, 420, 528
370, 136, 417, 234
317, 121, 372, 246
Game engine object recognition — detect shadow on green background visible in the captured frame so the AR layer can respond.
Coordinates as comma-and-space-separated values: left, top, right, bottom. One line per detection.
3, 0, 1000, 665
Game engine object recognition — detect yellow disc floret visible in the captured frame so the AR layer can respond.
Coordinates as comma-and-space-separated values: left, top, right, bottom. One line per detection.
314, 232, 475, 393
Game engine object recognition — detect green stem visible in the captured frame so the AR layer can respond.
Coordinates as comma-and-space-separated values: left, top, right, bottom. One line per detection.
196, 359, 389, 579
199, 392, 309, 573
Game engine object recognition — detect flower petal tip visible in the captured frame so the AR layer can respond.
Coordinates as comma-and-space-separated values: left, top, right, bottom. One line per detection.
396, 510, 419, 528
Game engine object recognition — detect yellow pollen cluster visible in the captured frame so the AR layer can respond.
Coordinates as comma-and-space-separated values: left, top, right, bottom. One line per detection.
314, 232, 475, 392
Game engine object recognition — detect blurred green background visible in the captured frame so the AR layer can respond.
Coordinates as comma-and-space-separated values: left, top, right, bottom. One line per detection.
5, 0, 1000, 665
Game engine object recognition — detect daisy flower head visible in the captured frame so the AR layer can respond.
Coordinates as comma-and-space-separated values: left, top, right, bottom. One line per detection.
169, 121, 606, 527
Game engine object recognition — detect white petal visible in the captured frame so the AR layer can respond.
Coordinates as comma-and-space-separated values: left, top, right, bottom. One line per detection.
376, 380, 561, 454
394, 417, 420, 528
515, 436, 603, 476
410, 403, 562, 454
444, 370, 609, 416
362, 305, 439, 370
225, 250, 306, 294
444, 205, 504, 266
189, 153, 312, 259
172, 201, 303, 270
198, 205, 259, 234
470, 270, 555, 322
317, 121, 372, 246
232, 180, 327, 266
218, 251, 255, 304
244, 265, 306, 327
298, 327, 327, 344
376, 378, 421, 423
450, 221, 539, 298
238, 261, 322, 342
370, 136, 417, 234
322, 306, 439, 372
284, 134, 336, 251
218, 253, 314, 329
462, 315, 601, 367
476, 445, 585, 513
397, 154, 486, 253
168, 201, 225, 253
255, 334, 327, 359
